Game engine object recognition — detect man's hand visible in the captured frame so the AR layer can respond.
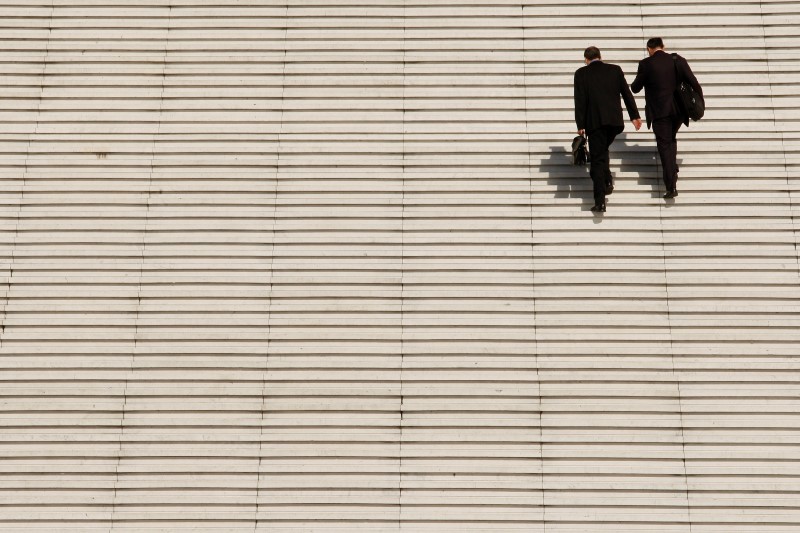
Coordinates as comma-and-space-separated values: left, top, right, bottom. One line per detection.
632, 118, 642, 131
577, 129, 585, 136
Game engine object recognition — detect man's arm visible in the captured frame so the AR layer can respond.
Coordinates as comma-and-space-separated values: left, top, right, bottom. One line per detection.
574, 69, 587, 133
630, 59, 645, 94
678, 55, 703, 100
619, 66, 641, 121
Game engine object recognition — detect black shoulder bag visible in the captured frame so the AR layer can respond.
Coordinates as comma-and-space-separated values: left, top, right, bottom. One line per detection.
672, 53, 704, 122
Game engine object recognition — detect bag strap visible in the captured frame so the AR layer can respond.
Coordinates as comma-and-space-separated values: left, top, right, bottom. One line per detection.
672, 53, 681, 85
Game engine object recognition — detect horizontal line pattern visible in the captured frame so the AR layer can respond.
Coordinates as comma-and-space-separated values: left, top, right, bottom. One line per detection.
0, 1, 798, 532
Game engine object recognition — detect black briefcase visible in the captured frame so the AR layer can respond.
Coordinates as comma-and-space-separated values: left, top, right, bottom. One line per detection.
571, 134, 589, 166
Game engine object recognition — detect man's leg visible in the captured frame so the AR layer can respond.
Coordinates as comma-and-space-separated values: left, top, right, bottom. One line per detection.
671, 116, 682, 187
604, 127, 618, 193
653, 117, 678, 191
588, 128, 611, 208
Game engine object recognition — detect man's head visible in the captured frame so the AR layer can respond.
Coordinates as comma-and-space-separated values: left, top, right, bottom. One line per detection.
646, 37, 664, 56
584, 46, 601, 65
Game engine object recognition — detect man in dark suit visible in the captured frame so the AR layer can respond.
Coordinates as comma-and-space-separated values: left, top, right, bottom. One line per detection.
574, 46, 641, 213
631, 37, 703, 199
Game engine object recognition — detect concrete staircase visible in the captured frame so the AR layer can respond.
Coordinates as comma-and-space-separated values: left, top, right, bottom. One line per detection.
1, 1, 799, 531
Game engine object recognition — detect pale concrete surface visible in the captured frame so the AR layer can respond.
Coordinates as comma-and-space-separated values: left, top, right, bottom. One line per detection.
0, 1, 799, 531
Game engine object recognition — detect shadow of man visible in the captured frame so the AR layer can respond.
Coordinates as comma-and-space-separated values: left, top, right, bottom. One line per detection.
540, 144, 591, 201
537, 135, 660, 210
616, 136, 661, 198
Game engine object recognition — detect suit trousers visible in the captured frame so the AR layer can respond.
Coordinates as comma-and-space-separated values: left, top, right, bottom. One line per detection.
587, 126, 619, 206
652, 115, 683, 190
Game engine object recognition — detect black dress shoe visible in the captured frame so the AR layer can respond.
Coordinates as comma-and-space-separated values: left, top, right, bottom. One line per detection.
663, 189, 678, 199
591, 203, 606, 212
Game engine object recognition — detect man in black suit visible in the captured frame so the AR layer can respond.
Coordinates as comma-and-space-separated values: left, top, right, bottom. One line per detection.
574, 46, 642, 213
631, 37, 703, 199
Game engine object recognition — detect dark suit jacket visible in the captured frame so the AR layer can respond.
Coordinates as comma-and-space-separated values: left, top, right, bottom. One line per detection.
574, 60, 640, 134
631, 50, 703, 127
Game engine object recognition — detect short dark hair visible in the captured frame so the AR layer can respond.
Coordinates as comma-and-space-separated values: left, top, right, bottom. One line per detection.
647, 37, 664, 49
584, 46, 601, 61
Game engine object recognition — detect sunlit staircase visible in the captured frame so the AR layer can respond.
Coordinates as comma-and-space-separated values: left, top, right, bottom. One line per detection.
1, 2, 799, 531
